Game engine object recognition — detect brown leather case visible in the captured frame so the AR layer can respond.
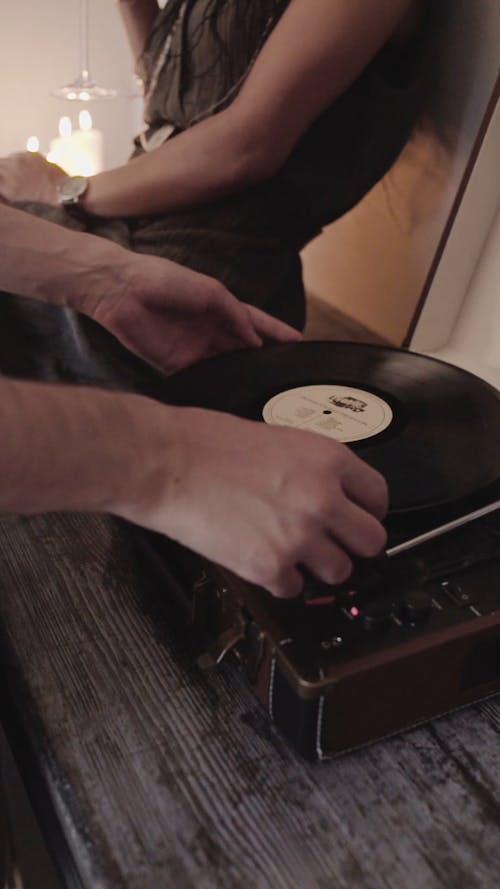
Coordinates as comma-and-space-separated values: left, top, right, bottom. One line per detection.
135, 514, 500, 761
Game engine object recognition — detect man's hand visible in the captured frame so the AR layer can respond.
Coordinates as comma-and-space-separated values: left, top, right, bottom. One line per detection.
88, 253, 301, 374
0, 380, 386, 599
0, 153, 65, 205
117, 404, 389, 597
0, 202, 300, 373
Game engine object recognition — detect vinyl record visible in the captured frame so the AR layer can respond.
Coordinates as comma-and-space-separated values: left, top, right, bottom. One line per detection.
159, 342, 500, 513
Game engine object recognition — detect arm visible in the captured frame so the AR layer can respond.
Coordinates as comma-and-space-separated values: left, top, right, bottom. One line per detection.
82, 0, 414, 217
114, 0, 158, 71
0, 379, 387, 597
0, 203, 300, 373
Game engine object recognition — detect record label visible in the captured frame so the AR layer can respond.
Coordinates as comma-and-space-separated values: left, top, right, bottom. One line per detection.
262, 385, 393, 443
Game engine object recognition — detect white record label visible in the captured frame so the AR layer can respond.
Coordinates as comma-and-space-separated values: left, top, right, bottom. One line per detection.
262, 385, 393, 442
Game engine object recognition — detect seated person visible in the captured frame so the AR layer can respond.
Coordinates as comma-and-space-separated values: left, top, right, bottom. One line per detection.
0, 0, 430, 390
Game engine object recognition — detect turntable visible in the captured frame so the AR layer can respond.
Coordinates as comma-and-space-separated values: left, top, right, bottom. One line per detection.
132, 94, 500, 761
135, 338, 500, 760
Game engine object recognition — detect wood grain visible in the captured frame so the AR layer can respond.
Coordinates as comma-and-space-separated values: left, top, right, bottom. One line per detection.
1, 511, 499, 889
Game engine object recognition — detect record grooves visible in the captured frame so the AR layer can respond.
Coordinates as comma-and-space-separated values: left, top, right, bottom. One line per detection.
159, 341, 500, 517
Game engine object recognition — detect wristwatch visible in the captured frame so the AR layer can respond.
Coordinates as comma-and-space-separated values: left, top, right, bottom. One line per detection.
57, 175, 90, 209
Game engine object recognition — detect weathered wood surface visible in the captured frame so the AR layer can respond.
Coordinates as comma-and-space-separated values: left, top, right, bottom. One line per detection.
0, 511, 500, 889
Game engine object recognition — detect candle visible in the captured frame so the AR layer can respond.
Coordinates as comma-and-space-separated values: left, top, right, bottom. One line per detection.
26, 136, 40, 153
72, 110, 103, 175
46, 112, 103, 177
47, 116, 80, 175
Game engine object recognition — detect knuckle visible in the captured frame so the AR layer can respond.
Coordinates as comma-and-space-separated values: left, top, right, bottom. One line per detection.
244, 543, 272, 586
357, 519, 387, 558
306, 480, 333, 514
249, 546, 289, 593
269, 575, 301, 599
311, 547, 353, 587
257, 548, 303, 598
372, 474, 389, 515
320, 442, 346, 473
330, 552, 353, 585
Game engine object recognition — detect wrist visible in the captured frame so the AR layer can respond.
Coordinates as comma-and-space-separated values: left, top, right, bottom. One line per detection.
56, 175, 90, 214
63, 236, 137, 318
80, 171, 118, 218
105, 398, 188, 532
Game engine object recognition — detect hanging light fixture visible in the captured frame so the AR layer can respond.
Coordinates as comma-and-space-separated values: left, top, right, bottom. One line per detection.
51, 0, 117, 101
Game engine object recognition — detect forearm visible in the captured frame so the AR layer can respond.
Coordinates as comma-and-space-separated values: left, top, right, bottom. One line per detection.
82, 106, 265, 218
115, 0, 158, 70
83, 0, 413, 220
0, 379, 175, 517
0, 203, 135, 314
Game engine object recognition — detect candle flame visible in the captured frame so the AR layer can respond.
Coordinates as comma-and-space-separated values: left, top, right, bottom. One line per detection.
58, 116, 72, 138
78, 110, 92, 131
26, 136, 39, 153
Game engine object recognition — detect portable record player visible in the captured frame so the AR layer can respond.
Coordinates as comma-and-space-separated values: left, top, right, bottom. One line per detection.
135, 337, 500, 761
133, 90, 500, 761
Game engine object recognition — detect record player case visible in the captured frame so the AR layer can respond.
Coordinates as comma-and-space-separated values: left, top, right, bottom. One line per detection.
133, 80, 500, 761
134, 343, 500, 760
136, 505, 500, 760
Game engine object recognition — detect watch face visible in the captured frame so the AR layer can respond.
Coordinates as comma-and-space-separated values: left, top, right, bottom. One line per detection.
59, 176, 88, 203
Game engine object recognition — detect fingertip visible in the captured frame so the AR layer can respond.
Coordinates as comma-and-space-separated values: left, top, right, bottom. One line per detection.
268, 569, 304, 599
336, 554, 354, 584
244, 305, 303, 344
272, 323, 303, 344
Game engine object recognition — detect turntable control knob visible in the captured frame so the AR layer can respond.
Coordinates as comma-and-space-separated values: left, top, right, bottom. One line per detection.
401, 590, 432, 623
361, 601, 393, 632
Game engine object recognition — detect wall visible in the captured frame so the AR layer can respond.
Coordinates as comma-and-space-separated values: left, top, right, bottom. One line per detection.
1, 1, 499, 346
412, 92, 500, 388
301, 0, 500, 345
0, 0, 141, 168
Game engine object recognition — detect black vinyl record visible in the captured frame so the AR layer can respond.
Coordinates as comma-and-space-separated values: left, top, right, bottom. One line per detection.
158, 342, 500, 514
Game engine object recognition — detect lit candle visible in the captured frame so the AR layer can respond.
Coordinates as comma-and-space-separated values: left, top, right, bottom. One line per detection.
47, 116, 79, 174
72, 110, 103, 175
46, 113, 103, 177
26, 136, 40, 153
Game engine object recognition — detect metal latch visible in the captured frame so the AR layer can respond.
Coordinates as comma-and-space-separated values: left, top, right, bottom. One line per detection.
197, 613, 246, 670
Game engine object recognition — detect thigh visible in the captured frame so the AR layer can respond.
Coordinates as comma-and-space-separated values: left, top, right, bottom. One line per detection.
130, 191, 306, 330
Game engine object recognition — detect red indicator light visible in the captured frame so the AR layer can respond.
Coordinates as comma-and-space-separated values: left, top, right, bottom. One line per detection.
305, 595, 336, 607
350, 606, 360, 617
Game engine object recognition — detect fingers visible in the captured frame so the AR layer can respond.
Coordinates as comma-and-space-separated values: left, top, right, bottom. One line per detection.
263, 565, 305, 599
203, 283, 301, 348
340, 452, 389, 521
244, 304, 303, 343
245, 535, 355, 599
301, 534, 353, 587
327, 496, 387, 559
262, 460, 386, 598
212, 292, 263, 349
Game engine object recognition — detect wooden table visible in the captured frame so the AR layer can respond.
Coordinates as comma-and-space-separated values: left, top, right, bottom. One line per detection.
1, 511, 500, 889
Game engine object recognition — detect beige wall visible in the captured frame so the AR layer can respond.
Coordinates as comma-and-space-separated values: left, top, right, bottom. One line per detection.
1, 0, 498, 346
301, 0, 500, 345
0, 0, 142, 168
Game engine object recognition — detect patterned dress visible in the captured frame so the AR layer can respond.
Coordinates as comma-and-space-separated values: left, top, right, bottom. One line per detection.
1, 0, 430, 391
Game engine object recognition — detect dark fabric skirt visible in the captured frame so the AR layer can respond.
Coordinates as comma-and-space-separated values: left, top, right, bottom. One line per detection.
1, 187, 304, 391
